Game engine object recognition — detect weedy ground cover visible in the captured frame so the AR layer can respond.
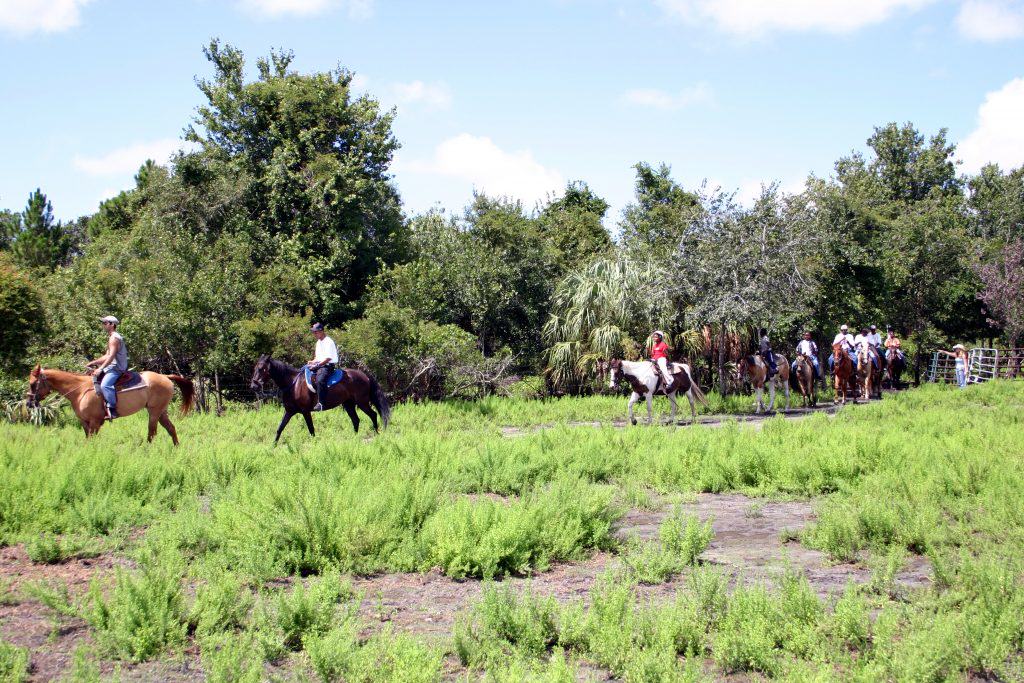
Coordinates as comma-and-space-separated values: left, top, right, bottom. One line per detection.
0, 381, 1022, 679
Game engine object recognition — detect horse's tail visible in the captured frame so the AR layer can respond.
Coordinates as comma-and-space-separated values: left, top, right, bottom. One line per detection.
167, 375, 195, 416
368, 373, 391, 429
683, 364, 709, 408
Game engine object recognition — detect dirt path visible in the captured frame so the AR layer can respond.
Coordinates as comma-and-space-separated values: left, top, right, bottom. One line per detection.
500, 403, 845, 437
350, 492, 930, 641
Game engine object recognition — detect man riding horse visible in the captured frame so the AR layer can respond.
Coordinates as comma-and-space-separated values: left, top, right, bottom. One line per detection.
650, 331, 674, 391
854, 327, 880, 372
308, 322, 338, 411
85, 315, 128, 420
758, 328, 778, 379
829, 324, 856, 372
791, 331, 819, 379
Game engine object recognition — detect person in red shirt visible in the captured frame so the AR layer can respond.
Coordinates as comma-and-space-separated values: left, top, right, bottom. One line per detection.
650, 331, 673, 388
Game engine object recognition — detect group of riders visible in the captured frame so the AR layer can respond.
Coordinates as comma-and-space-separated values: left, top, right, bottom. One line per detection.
87, 316, 340, 420
645, 325, 908, 391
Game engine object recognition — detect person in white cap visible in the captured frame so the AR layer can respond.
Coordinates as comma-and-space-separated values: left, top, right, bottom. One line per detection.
85, 315, 128, 419
829, 324, 856, 372
307, 322, 339, 411
938, 344, 970, 388
650, 331, 673, 388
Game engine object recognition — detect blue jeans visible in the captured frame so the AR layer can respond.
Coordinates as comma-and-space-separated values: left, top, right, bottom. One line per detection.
955, 368, 967, 389
792, 357, 819, 378
95, 367, 122, 408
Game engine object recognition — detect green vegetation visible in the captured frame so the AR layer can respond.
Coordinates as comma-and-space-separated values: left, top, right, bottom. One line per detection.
1, 382, 1023, 679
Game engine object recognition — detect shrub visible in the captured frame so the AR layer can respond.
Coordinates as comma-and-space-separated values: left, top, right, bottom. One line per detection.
200, 632, 263, 683
85, 565, 187, 661
0, 639, 29, 683
308, 626, 442, 683
454, 584, 560, 667
660, 508, 714, 566
253, 574, 354, 661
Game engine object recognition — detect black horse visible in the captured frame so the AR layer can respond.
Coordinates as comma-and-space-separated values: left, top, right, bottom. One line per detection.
884, 349, 906, 390
250, 355, 391, 444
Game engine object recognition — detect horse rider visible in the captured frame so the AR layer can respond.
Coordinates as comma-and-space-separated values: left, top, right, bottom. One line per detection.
829, 324, 856, 371
85, 315, 128, 420
758, 328, 778, 379
650, 331, 673, 389
868, 324, 885, 369
854, 327, 880, 371
884, 327, 904, 362
792, 331, 819, 379
307, 322, 339, 411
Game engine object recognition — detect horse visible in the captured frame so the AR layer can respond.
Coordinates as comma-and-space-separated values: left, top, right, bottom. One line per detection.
793, 354, 816, 408
736, 354, 790, 413
884, 349, 906, 390
831, 343, 855, 404
606, 358, 708, 425
250, 355, 391, 444
26, 365, 194, 444
856, 346, 881, 400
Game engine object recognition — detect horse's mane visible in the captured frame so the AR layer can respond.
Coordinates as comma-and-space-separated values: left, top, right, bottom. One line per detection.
268, 357, 300, 373
36, 367, 91, 378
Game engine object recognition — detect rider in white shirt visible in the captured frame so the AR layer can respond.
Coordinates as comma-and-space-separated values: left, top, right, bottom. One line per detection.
868, 324, 884, 368
792, 331, 819, 378
829, 324, 856, 371
854, 327, 879, 370
308, 322, 339, 411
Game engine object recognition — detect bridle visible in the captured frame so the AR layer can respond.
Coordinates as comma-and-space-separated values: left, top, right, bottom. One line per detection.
26, 368, 77, 407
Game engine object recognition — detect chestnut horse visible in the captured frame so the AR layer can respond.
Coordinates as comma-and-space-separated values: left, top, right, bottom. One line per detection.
793, 354, 816, 408
26, 365, 194, 444
856, 346, 881, 400
736, 354, 790, 413
831, 343, 855, 404
250, 355, 390, 444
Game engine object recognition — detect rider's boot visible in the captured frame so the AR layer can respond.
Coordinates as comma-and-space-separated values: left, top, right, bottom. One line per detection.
105, 402, 118, 420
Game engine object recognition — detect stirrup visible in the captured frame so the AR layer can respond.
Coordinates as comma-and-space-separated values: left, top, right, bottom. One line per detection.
105, 407, 117, 421
313, 402, 324, 412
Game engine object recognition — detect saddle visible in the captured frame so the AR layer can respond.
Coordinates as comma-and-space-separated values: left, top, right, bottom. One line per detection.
651, 361, 685, 393
113, 371, 147, 393
302, 366, 345, 392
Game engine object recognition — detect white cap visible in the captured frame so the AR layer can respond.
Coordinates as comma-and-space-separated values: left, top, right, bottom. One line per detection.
99, 315, 119, 325
653, 330, 666, 339
840, 324, 848, 331
953, 343, 966, 350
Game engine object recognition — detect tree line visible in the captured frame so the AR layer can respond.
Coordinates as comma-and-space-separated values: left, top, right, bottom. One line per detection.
2, 41, 1022, 402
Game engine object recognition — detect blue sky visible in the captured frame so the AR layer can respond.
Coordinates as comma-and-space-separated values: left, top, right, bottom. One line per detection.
2, 0, 1023, 225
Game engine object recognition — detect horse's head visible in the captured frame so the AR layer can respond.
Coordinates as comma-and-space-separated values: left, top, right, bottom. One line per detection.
606, 358, 623, 389
736, 356, 750, 383
26, 364, 49, 408
250, 354, 272, 392
831, 343, 843, 359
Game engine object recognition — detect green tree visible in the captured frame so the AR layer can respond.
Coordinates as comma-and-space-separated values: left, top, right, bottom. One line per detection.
0, 255, 45, 370
183, 40, 408, 322
619, 163, 700, 256
967, 164, 1024, 243
538, 181, 612, 275
7, 189, 74, 270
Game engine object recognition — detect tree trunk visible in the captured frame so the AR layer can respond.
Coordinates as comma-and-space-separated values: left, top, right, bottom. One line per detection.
214, 370, 223, 416
718, 323, 727, 396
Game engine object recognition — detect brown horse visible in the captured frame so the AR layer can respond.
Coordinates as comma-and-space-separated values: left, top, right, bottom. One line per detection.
794, 354, 816, 407
856, 347, 881, 400
884, 349, 905, 390
831, 343, 854, 404
250, 355, 390, 444
26, 365, 194, 444
736, 354, 790, 413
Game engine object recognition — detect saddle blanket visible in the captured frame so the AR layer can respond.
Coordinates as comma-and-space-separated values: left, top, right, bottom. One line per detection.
303, 366, 345, 392
112, 371, 147, 393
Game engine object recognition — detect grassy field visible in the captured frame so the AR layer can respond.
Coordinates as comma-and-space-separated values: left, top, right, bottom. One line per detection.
1, 382, 1023, 681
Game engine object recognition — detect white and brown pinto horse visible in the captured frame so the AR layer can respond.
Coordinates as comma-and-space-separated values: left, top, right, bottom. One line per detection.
606, 358, 708, 425
736, 354, 791, 413
26, 365, 194, 444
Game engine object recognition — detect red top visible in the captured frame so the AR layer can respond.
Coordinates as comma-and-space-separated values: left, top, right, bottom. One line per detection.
651, 341, 669, 360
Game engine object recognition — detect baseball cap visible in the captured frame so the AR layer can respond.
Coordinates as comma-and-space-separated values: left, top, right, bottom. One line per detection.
310, 322, 325, 332
99, 315, 119, 325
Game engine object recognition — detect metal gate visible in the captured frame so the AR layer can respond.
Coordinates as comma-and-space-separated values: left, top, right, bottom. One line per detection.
928, 347, 1024, 384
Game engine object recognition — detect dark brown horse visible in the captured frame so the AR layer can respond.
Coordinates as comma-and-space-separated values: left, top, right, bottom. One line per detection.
884, 349, 906, 390
250, 355, 390, 444
793, 354, 816, 408
832, 343, 855, 404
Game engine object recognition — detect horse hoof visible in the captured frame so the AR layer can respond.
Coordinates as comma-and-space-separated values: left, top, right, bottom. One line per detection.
631, 419, 637, 426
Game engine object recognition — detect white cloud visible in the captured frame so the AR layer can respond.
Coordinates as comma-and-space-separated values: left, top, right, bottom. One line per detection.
349, 73, 370, 92
390, 80, 452, 109
956, 0, 1024, 41
655, 0, 934, 36
237, 0, 372, 19
73, 138, 186, 176
958, 77, 1024, 173
401, 134, 564, 206
0, 0, 91, 35
622, 83, 713, 110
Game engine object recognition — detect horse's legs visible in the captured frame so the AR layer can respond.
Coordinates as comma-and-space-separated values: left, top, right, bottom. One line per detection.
645, 393, 654, 425
358, 401, 379, 433
147, 408, 160, 443
754, 386, 763, 414
343, 401, 360, 433
275, 411, 295, 445
302, 412, 315, 436
158, 411, 179, 446
686, 390, 696, 424
667, 392, 677, 425
627, 392, 639, 426
767, 381, 776, 412
782, 380, 791, 411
